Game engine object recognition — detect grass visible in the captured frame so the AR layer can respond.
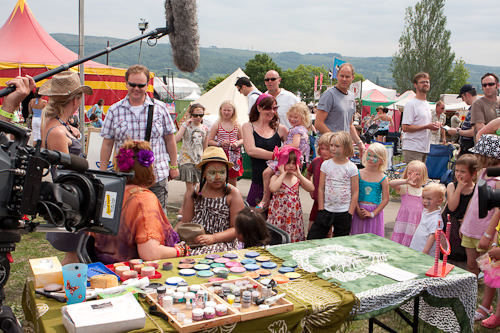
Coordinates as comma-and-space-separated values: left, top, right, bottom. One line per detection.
5, 208, 498, 332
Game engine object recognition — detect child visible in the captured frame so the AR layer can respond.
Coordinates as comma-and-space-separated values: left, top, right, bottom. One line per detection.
307, 131, 359, 239
207, 101, 244, 186
351, 142, 389, 237
442, 154, 477, 262
257, 102, 311, 209
175, 103, 209, 215
88, 113, 102, 128
390, 160, 428, 246
459, 135, 500, 321
267, 145, 314, 242
235, 207, 270, 248
409, 183, 446, 255
306, 132, 334, 231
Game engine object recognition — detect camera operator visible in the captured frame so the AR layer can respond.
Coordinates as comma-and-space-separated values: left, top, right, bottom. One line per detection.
0, 76, 35, 123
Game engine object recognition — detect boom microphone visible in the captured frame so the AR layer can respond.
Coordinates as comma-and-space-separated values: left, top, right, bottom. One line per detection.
165, 0, 200, 72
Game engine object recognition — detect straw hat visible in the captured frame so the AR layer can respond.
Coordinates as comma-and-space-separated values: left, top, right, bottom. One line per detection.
39, 71, 93, 96
176, 223, 205, 247
469, 134, 500, 159
196, 146, 234, 170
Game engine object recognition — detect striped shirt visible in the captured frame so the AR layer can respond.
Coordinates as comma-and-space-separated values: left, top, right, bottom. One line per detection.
101, 95, 176, 182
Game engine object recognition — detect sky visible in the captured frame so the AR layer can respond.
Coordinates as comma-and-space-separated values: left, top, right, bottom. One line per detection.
2, 0, 500, 67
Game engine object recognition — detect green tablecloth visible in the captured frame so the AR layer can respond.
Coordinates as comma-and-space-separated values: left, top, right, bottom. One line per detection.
267, 234, 476, 333
23, 248, 356, 333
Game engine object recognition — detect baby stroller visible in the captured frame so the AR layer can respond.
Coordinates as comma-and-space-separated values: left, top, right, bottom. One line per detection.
362, 123, 379, 144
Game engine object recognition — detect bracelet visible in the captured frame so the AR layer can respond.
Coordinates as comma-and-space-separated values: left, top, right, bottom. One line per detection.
484, 232, 492, 239
0, 107, 14, 119
492, 243, 498, 247
170, 165, 179, 170
370, 212, 375, 218
175, 246, 181, 257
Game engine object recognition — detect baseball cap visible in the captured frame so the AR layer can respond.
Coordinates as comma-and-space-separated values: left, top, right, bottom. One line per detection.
458, 84, 474, 98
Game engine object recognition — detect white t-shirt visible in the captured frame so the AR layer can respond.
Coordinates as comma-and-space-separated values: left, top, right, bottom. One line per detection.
321, 159, 358, 212
247, 89, 261, 114
402, 98, 431, 153
267, 88, 300, 128
410, 209, 443, 255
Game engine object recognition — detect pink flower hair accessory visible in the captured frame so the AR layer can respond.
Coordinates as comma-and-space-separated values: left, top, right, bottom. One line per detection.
116, 148, 135, 172
137, 149, 155, 167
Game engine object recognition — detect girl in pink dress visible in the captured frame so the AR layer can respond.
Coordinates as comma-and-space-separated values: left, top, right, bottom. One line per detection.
389, 160, 428, 246
267, 146, 314, 242
207, 101, 244, 186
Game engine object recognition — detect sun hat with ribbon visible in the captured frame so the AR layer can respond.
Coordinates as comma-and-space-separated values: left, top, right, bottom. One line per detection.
196, 146, 234, 170
39, 71, 93, 96
469, 134, 500, 159
273, 145, 302, 168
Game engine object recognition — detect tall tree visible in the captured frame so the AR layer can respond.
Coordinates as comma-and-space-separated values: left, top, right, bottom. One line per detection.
281, 65, 329, 103
244, 54, 281, 92
446, 59, 470, 94
391, 0, 455, 101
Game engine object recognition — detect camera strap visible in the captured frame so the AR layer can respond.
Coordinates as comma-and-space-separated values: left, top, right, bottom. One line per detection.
145, 104, 154, 142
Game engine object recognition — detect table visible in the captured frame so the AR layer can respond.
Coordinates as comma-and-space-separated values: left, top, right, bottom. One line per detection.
22, 248, 356, 333
267, 234, 477, 333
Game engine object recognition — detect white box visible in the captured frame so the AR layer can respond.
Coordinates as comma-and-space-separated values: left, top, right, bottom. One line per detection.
61, 293, 145, 333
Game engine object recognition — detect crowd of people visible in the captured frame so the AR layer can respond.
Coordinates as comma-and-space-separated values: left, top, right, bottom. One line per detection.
2, 63, 500, 329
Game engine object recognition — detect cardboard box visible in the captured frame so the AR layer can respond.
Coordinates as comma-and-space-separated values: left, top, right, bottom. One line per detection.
61, 293, 146, 333
29, 256, 63, 288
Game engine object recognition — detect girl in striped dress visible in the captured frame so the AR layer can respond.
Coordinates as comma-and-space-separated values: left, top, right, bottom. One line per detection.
208, 101, 244, 186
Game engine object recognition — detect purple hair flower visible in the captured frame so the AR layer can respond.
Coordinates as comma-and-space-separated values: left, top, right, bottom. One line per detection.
137, 149, 155, 167
116, 148, 135, 171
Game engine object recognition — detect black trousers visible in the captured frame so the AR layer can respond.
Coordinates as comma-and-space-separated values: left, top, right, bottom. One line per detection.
307, 210, 352, 239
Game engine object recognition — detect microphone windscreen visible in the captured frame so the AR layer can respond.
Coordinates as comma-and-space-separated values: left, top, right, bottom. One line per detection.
68, 154, 89, 173
165, 0, 200, 72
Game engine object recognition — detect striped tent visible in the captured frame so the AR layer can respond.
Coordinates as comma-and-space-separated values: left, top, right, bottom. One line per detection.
0, 0, 152, 112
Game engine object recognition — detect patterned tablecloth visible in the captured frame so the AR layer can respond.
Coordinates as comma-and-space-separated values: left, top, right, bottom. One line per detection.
267, 234, 477, 333
22, 248, 356, 333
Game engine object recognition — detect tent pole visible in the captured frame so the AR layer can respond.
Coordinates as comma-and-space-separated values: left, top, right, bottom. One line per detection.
78, 0, 86, 152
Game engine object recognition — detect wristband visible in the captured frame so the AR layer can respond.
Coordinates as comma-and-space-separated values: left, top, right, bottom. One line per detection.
175, 246, 181, 257
370, 212, 374, 218
483, 232, 492, 239
0, 107, 14, 119
170, 165, 179, 170
492, 243, 498, 247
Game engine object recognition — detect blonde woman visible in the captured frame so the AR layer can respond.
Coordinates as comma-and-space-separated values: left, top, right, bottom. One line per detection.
207, 100, 244, 186
39, 71, 92, 265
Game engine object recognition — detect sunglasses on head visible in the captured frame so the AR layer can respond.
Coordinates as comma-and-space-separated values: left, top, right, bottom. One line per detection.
482, 82, 497, 87
191, 114, 204, 118
264, 77, 279, 82
128, 82, 147, 88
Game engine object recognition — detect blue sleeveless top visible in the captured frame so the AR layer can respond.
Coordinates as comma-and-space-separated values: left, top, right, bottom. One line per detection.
358, 171, 386, 205
32, 98, 42, 118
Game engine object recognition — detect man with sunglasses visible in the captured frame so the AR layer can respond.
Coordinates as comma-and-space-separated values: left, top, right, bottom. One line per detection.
264, 70, 300, 128
470, 72, 500, 135
100, 65, 179, 209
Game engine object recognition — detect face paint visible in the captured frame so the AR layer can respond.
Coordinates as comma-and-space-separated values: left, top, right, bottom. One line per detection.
366, 152, 379, 163
205, 164, 227, 183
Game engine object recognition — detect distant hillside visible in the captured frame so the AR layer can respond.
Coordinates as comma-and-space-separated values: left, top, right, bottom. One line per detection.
52, 33, 500, 92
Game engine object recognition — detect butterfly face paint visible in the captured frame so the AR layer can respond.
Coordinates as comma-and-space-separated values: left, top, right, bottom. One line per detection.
204, 163, 227, 184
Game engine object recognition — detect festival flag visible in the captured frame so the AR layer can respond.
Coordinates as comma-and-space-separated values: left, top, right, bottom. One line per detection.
332, 57, 347, 79
319, 73, 323, 90
314, 75, 318, 92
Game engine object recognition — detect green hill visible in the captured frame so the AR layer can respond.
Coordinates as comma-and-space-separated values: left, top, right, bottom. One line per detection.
52, 33, 500, 92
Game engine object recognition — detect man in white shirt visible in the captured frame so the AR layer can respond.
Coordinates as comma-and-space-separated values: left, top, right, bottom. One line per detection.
264, 70, 300, 128
235, 77, 261, 114
401, 72, 441, 163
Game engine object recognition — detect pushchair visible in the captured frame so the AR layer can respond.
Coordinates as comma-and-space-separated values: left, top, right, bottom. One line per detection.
425, 144, 455, 180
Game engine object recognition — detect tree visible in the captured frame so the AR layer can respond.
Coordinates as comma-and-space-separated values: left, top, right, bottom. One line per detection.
446, 58, 470, 94
244, 54, 281, 92
281, 65, 329, 103
203, 74, 229, 92
391, 0, 455, 101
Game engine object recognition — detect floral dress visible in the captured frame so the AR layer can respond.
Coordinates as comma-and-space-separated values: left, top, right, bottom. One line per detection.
267, 180, 305, 243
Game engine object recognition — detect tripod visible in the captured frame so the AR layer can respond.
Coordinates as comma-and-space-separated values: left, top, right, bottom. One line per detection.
0, 229, 23, 333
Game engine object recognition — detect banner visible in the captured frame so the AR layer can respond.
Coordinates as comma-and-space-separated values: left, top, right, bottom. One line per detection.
314, 75, 318, 92
332, 58, 347, 79
319, 73, 323, 91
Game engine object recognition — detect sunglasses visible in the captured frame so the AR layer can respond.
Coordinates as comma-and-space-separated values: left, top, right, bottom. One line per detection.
128, 82, 147, 88
482, 82, 497, 87
192, 114, 204, 118
263, 106, 279, 112
264, 77, 279, 82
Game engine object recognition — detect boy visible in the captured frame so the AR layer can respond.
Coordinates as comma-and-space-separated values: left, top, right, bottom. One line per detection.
410, 183, 446, 255
89, 113, 103, 128
306, 132, 334, 231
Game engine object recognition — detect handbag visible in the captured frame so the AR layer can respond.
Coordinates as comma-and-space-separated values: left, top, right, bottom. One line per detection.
176, 223, 205, 247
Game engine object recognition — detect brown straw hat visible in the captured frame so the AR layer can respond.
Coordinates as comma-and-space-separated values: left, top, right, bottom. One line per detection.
39, 71, 93, 96
196, 146, 234, 170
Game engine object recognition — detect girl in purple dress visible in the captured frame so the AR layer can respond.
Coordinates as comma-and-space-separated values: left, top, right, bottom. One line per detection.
389, 160, 428, 246
351, 143, 390, 237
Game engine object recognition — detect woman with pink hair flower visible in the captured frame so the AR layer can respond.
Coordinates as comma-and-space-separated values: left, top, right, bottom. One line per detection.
93, 140, 189, 263
267, 145, 314, 242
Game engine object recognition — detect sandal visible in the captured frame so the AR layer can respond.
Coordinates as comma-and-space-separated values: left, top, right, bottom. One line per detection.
481, 314, 500, 329
474, 304, 492, 321
255, 201, 269, 211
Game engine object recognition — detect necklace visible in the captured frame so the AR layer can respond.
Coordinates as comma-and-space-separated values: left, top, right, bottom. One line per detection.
56, 117, 76, 137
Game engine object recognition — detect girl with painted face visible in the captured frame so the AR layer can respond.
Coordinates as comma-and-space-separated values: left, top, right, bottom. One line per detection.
178, 147, 246, 255
351, 143, 390, 237
267, 145, 314, 243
